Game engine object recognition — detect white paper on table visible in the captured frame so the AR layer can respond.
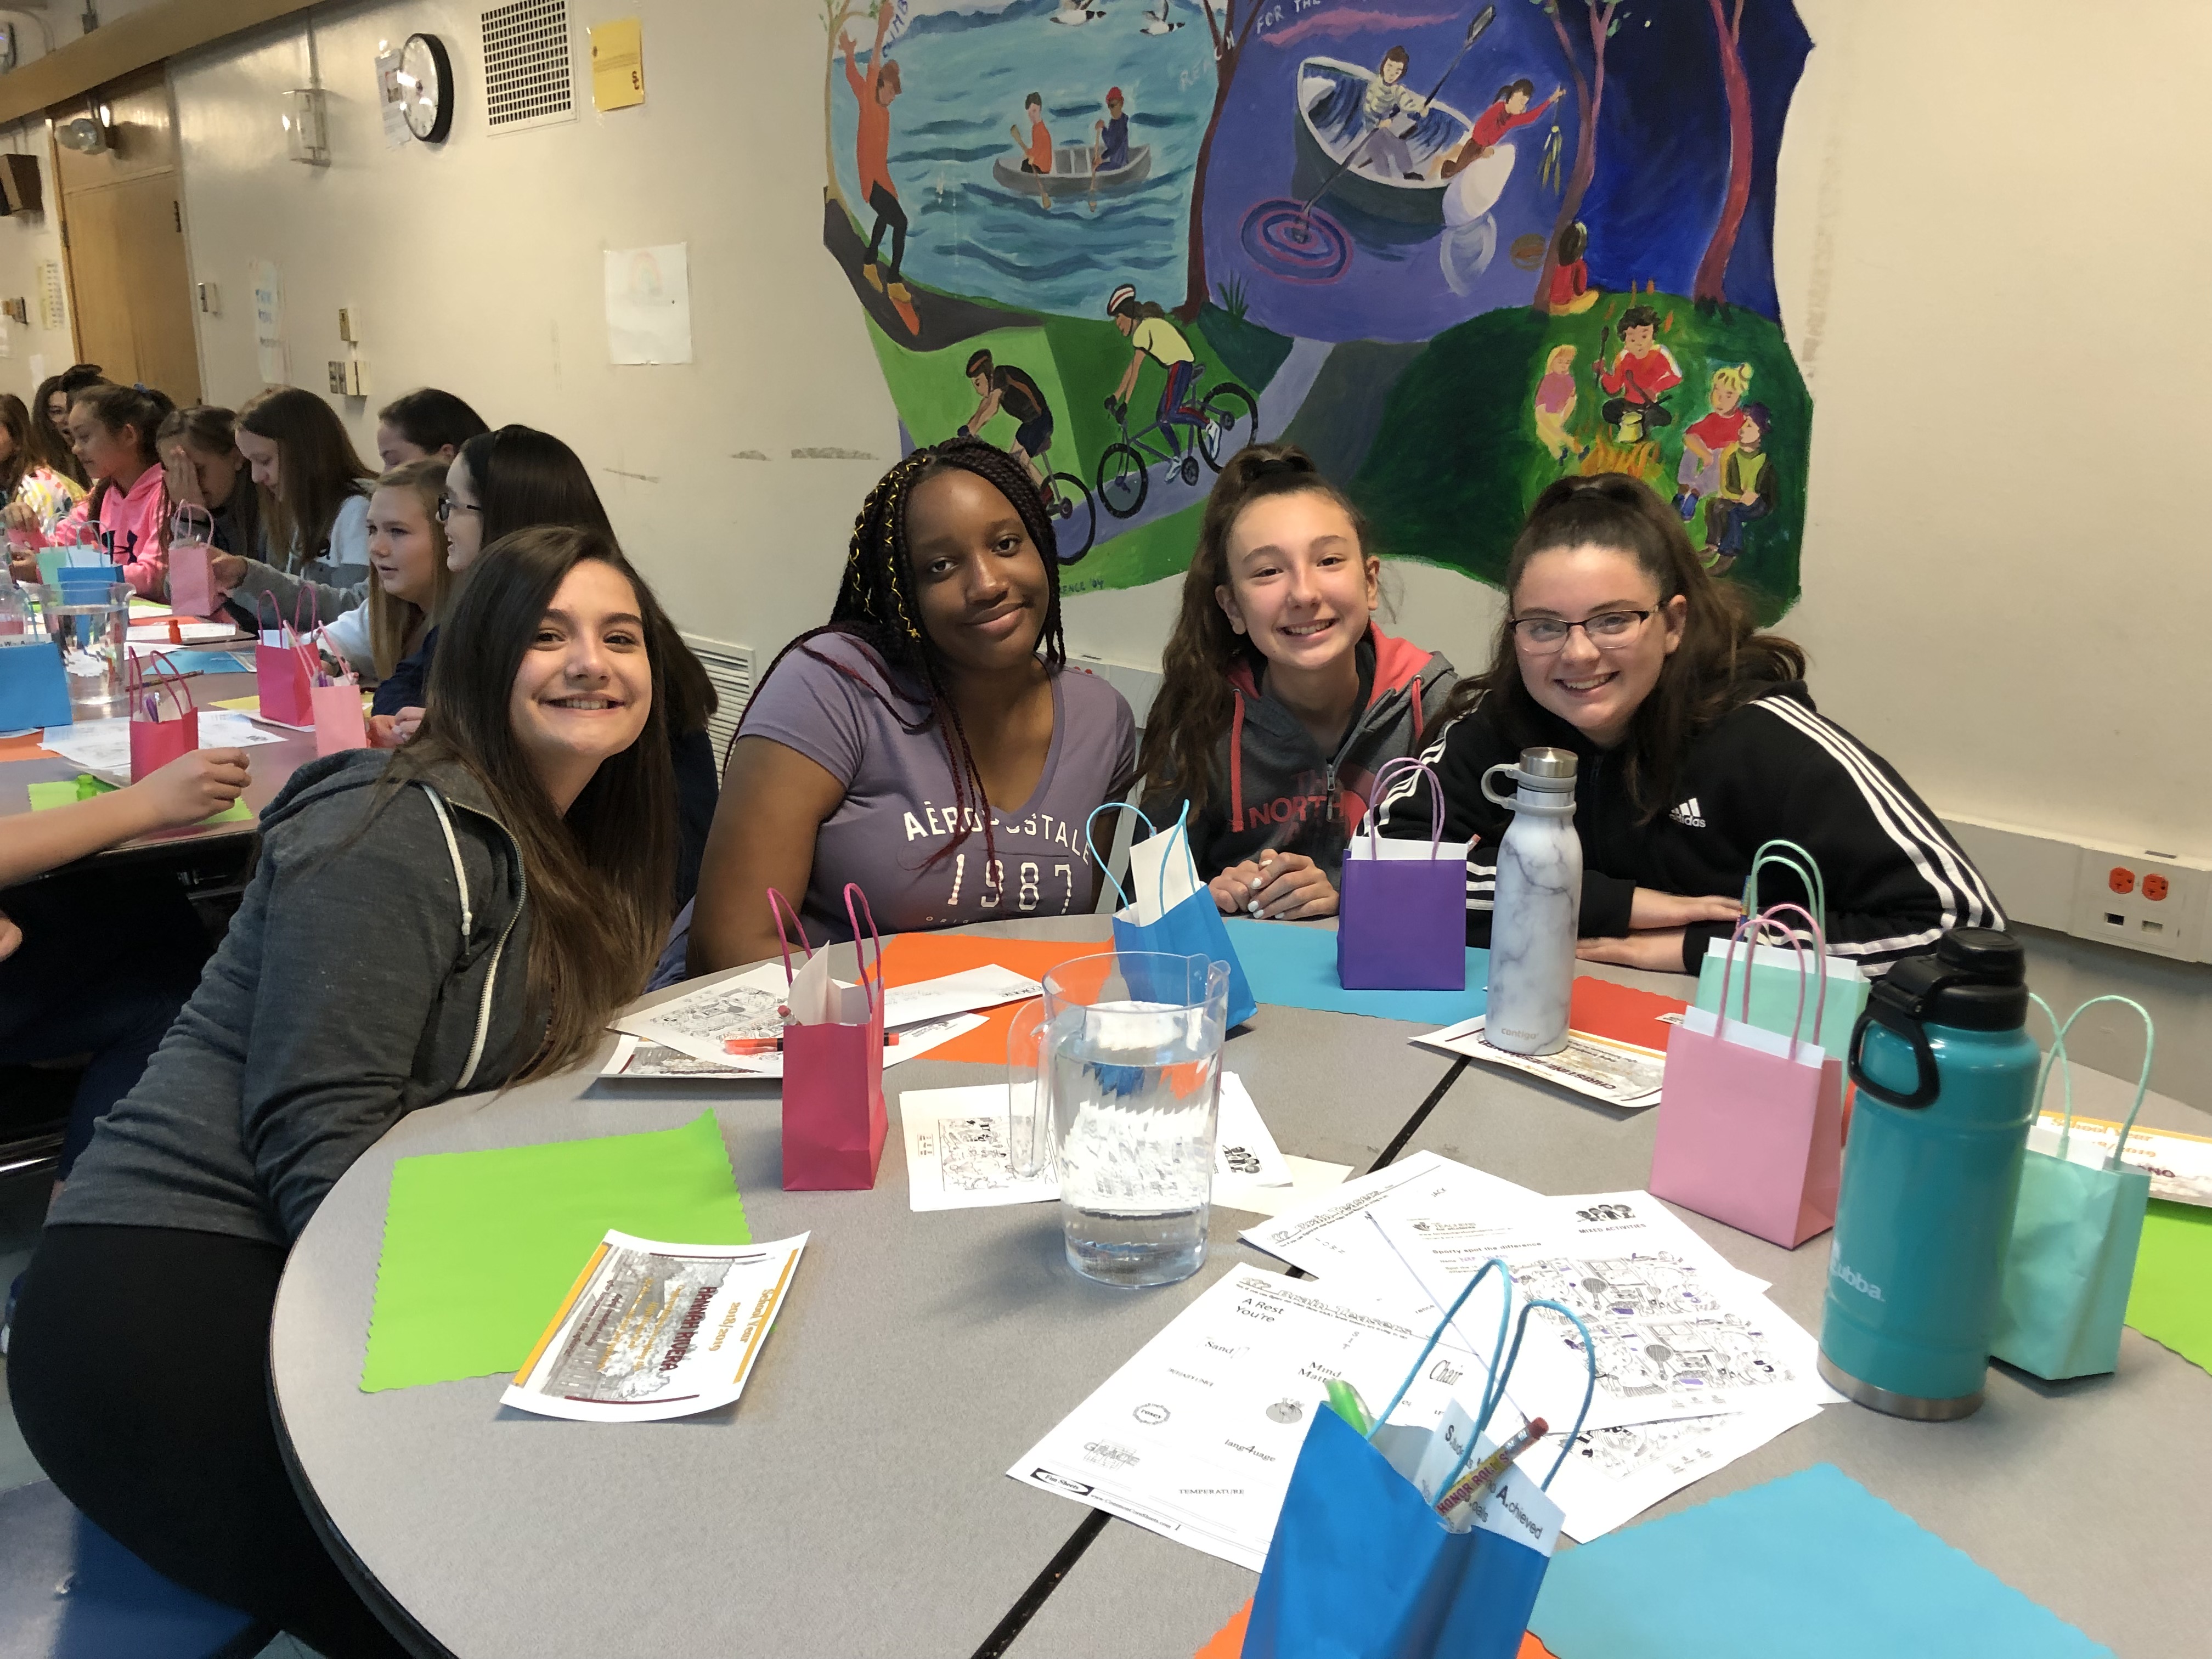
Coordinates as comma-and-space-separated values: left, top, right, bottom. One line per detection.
1126, 821, 1204, 923
42, 713, 280, 774
614, 962, 788, 1062
2029, 1111, 2212, 1207
1538, 1400, 1824, 1541
1214, 1154, 1355, 1218
601, 1014, 984, 1080
897, 1071, 1288, 1212
128, 620, 236, 644
501, 1231, 807, 1423
881, 964, 1042, 1030
1370, 1191, 1842, 1431
1008, 1265, 1480, 1571
194, 709, 286, 749
1343, 835, 1472, 864
1239, 1149, 1540, 1278
900, 1085, 1059, 1211
1417, 1015, 1666, 1110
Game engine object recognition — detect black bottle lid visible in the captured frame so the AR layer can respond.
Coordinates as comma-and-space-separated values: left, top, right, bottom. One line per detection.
1881, 927, 2028, 1031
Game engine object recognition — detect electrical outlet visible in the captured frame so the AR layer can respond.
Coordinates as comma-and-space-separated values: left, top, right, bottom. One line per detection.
343, 359, 367, 397
2067, 846, 2211, 963
197, 282, 219, 315
328, 360, 348, 396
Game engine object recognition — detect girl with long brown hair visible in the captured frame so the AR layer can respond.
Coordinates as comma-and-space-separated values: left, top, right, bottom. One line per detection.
59, 382, 174, 597
9, 524, 678, 1659
1376, 473, 2004, 973
687, 436, 1135, 972
0, 391, 83, 555
1136, 443, 1455, 921
156, 404, 263, 560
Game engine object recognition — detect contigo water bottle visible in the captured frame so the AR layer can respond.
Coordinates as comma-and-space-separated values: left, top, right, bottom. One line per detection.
1819, 928, 2039, 1420
1478, 748, 1580, 1056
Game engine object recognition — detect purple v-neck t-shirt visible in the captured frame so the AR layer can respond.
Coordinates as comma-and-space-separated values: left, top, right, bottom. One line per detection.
741, 631, 1137, 942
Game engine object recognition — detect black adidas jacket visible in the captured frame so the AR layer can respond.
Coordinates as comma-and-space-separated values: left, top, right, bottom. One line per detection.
1372, 680, 2006, 974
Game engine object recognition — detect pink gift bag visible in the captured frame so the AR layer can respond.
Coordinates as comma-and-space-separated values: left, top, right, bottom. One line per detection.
772, 884, 887, 1192
128, 650, 199, 781
312, 664, 368, 755
166, 504, 217, 619
255, 591, 317, 727
1649, 902, 1844, 1248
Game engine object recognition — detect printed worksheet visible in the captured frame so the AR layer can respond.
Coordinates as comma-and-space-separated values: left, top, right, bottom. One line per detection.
502, 1231, 808, 1423
1538, 1400, 1824, 1541
1417, 1015, 1667, 1109
2029, 1112, 2212, 1207
1009, 1265, 1487, 1571
1240, 1150, 1541, 1280
1373, 1192, 1838, 1430
616, 963, 1038, 1069
600, 1014, 984, 1081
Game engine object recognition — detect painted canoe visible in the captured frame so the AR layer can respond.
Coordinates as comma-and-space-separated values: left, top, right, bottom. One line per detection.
992, 142, 1153, 199
1293, 57, 1474, 225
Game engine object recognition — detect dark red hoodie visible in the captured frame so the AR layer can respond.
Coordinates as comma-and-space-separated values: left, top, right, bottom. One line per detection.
1141, 625, 1457, 881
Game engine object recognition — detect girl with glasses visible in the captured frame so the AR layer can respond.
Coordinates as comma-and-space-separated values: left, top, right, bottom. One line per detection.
1374, 474, 2004, 974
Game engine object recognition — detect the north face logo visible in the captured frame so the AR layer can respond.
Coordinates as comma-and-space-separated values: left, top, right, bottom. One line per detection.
1669, 797, 1707, 828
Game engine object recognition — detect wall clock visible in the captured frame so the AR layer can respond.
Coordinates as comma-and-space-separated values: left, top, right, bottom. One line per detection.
400, 33, 454, 144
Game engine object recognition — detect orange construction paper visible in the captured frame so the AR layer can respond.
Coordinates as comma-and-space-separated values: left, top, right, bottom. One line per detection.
877, 932, 1109, 1064
0, 729, 58, 760
1570, 975, 1688, 1053
1193, 1600, 1558, 1658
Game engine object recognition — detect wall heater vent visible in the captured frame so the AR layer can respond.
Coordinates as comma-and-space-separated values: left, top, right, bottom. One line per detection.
482, 0, 577, 135
684, 634, 755, 777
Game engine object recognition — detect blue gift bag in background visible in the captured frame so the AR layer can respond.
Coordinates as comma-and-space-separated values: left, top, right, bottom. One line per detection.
1086, 803, 1257, 1029
0, 636, 70, 731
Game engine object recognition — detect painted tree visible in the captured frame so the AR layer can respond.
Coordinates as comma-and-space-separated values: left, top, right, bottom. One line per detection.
1692, 0, 1753, 306
1527, 0, 1624, 314
1180, 0, 1271, 320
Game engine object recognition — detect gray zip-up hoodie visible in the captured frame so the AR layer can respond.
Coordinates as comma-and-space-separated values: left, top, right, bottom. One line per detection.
48, 748, 541, 1246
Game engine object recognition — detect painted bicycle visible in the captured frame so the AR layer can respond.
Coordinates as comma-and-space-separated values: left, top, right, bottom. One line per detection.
1094, 369, 1261, 521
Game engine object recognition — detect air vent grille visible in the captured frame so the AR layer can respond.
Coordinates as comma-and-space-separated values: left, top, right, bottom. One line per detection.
482, 0, 575, 133
684, 634, 755, 776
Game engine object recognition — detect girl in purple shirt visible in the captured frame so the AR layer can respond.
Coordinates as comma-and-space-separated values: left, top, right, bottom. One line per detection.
690, 439, 1135, 968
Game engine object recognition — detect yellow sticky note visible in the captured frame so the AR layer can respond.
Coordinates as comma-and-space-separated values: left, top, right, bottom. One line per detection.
215, 695, 260, 712
590, 18, 644, 111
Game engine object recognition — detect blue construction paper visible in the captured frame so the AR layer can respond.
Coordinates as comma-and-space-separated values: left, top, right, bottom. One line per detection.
1221, 917, 1488, 1026
161, 648, 252, 673
1529, 1464, 2112, 1659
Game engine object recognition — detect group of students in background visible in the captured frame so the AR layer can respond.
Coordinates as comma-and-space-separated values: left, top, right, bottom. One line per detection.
3, 381, 2007, 1659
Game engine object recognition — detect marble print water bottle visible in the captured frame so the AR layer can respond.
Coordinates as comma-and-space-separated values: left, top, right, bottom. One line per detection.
1479, 748, 1581, 1055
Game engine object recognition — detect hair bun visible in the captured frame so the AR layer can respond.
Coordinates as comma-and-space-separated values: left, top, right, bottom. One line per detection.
1244, 452, 1316, 481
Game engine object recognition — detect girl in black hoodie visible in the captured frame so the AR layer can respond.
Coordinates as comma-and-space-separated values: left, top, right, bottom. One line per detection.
1378, 473, 2003, 974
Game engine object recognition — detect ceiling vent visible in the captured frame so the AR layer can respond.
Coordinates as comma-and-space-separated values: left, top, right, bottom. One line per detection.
683, 634, 755, 777
481, 0, 577, 136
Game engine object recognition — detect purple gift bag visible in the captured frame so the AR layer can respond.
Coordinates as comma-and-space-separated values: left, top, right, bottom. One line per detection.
1338, 758, 1470, 992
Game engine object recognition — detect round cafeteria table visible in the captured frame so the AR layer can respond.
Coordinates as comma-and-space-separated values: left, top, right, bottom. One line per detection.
270, 918, 2212, 1659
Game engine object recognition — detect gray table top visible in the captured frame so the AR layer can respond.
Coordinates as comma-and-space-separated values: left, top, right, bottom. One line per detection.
1013, 967, 2212, 1659
270, 914, 1467, 1659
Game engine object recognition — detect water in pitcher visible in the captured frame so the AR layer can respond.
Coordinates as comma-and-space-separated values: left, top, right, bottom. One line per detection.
1051, 1000, 1221, 1288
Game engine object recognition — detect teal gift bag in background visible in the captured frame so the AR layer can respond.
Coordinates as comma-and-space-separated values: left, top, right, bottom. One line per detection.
1990, 995, 2154, 1381
1085, 802, 1257, 1030
1694, 839, 1867, 1062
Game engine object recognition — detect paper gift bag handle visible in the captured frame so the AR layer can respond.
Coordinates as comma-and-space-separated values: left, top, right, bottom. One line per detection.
1361, 757, 1444, 858
170, 502, 213, 547
1753, 901, 1830, 1051
765, 887, 814, 989
839, 883, 884, 1021
2029, 992, 2154, 1168
255, 589, 285, 637
1712, 912, 1813, 1045
1485, 1299, 1600, 1489
1082, 800, 1159, 912
1367, 1255, 1516, 1447
1743, 838, 1826, 930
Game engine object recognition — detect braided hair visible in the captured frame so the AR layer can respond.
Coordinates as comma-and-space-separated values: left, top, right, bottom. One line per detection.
754, 437, 1068, 867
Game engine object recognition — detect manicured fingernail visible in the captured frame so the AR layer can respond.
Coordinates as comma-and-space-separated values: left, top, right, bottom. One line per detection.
1246, 901, 1261, 915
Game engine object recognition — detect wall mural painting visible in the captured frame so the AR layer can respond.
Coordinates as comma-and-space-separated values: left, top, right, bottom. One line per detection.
820, 0, 1813, 618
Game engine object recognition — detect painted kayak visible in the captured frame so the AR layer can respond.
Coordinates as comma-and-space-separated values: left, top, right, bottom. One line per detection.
992, 142, 1153, 198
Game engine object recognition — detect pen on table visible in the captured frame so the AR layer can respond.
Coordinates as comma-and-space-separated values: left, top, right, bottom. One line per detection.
1435, 1417, 1547, 1518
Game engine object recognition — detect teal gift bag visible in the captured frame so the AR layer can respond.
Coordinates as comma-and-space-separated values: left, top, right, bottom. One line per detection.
1084, 802, 1257, 1029
1990, 995, 2154, 1381
1694, 839, 1867, 1062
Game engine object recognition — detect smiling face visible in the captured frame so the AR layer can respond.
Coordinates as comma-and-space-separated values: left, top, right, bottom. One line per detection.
366, 484, 441, 608
235, 426, 283, 496
508, 558, 653, 808
904, 467, 1050, 679
442, 454, 484, 571
1511, 543, 1686, 748
1215, 489, 1379, 676
45, 390, 69, 432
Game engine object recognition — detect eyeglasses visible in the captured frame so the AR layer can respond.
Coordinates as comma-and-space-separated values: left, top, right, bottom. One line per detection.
1509, 610, 1654, 653
436, 496, 478, 524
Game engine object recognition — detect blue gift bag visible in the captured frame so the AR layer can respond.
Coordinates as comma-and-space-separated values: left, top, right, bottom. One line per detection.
1244, 1267, 1595, 1659
0, 639, 70, 730
1086, 803, 1257, 1029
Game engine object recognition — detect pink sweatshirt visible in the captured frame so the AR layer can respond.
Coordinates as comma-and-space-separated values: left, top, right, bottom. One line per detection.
63, 465, 171, 599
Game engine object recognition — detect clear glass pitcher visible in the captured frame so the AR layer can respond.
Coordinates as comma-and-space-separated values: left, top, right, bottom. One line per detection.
34, 579, 129, 719
1008, 950, 1230, 1289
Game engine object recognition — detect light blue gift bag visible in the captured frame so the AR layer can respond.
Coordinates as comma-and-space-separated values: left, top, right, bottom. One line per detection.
1694, 838, 1867, 1062
1084, 802, 1257, 1029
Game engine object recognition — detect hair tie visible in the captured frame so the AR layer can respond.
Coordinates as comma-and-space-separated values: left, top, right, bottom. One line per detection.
1248, 454, 1314, 479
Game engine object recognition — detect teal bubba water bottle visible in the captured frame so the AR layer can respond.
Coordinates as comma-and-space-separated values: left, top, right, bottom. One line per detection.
1819, 928, 2038, 1420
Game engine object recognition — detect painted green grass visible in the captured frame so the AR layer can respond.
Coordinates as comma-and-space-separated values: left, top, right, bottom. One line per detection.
1351, 296, 1811, 623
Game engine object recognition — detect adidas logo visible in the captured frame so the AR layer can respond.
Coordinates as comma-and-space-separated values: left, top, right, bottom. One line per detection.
1669, 797, 1707, 828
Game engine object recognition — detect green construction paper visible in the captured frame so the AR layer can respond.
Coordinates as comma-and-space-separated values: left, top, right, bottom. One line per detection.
362, 1109, 751, 1392
26, 776, 252, 823
2126, 1199, 2212, 1372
